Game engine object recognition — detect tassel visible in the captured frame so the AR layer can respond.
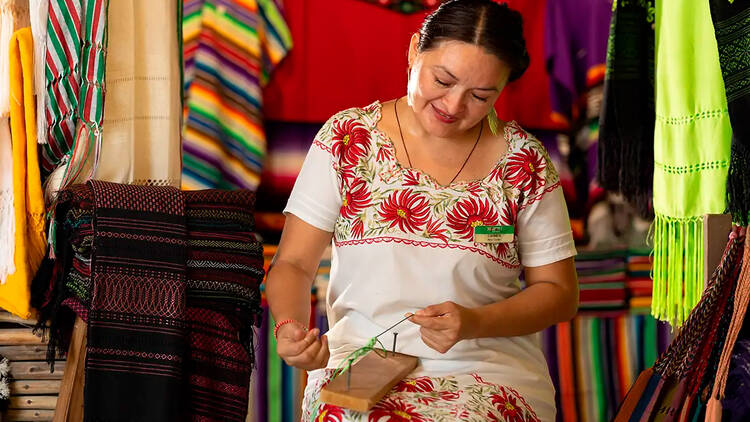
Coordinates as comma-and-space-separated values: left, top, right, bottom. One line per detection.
651, 214, 704, 326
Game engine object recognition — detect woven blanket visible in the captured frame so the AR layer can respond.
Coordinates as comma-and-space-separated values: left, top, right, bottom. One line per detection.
32, 182, 264, 422
184, 189, 264, 422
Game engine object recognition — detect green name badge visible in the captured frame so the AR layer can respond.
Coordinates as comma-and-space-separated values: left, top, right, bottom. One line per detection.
474, 225, 514, 244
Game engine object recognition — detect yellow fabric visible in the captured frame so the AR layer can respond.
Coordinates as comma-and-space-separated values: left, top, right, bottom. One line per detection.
0, 27, 45, 319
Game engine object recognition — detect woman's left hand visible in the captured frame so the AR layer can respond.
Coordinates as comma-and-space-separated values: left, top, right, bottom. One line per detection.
407, 301, 479, 354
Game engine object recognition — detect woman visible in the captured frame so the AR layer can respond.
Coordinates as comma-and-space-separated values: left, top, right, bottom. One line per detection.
265, 0, 579, 420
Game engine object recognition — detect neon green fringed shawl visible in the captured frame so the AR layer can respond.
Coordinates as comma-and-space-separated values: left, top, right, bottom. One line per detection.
652, 0, 733, 326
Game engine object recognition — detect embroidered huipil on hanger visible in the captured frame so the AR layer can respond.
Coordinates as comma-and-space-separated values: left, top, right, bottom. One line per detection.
181, 0, 292, 190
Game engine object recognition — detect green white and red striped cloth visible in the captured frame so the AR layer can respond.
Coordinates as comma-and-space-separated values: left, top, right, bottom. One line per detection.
40, 0, 109, 190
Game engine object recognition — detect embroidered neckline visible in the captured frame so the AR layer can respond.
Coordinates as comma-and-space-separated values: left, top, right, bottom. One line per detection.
368, 100, 517, 190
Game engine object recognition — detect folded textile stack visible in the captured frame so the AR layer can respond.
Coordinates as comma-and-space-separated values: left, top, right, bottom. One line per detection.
576, 249, 628, 309
626, 247, 653, 313
543, 314, 671, 422
31, 181, 263, 422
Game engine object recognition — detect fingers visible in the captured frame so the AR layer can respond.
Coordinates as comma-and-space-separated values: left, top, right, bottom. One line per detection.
420, 328, 450, 354
314, 335, 330, 367
278, 328, 318, 357
416, 301, 455, 317
408, 313, 449, 329
278, 329, 330, 370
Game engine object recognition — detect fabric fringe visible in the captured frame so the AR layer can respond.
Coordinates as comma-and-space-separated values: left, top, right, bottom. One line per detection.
29, 0, 48, 144
597, 0, 655, 218
727, 137, 750, 226
0, 0, 29, 117
652, 214, 705, 326
0, 189, 15, 284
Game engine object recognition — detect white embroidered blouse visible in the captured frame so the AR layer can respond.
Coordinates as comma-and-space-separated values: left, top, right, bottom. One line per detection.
284, 101, 576, 418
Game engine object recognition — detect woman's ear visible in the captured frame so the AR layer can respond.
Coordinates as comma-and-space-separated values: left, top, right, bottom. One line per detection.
408, 33, 420, 68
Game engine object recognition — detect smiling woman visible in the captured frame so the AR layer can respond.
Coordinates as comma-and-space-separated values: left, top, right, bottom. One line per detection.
264, 1, 578, 421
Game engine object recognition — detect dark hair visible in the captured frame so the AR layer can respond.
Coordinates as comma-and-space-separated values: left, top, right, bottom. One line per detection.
417, 0, 530, 82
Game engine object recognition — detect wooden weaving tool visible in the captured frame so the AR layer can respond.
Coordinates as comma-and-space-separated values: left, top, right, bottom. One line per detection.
319, 314, 419, 412
320, 349, 418, 412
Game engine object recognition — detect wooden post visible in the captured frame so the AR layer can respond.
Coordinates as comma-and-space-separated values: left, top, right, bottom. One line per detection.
703, 214, 733, 286
52, 316, 87, 422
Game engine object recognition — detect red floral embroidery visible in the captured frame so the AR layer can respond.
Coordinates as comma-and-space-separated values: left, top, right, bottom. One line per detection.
440, 391, 460, 401
451, 407, 471, 419
491, 390, 525, 422
369, 398, 427, 422
403, 169, 421, 186
395, 377, 434, 393
352, 218, 365, 239
315, 404, 345, 422
341, 179, 371, 219
504, 147, 546, 193
466, 181, 484, 196
415, 395, 439, 406
500, 200, 518, 225
331, 119, 371, 165
512, 126, 529, 140
424, 219, 449, 244
377, 145, 394, 162
378, 190, 430, 233
497, 201, 518, 256
446, 197, 500, 241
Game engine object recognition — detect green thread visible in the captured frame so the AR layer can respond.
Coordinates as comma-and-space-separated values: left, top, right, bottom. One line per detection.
308, 337, 388, 420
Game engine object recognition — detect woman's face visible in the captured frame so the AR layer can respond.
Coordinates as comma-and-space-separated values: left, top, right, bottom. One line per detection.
407, 37, 511, 138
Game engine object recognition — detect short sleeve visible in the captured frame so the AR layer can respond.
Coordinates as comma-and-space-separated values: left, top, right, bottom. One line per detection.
515, 141, 577, 267
283, 121, 342, 232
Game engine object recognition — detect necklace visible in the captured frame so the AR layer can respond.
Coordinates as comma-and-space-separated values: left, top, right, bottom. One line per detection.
394, 98, 483, 185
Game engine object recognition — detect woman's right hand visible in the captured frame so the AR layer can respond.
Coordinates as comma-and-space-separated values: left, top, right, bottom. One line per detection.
276, 323, 330, 371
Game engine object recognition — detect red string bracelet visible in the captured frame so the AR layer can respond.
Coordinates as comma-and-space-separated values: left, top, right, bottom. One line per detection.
273, 319, 307, 339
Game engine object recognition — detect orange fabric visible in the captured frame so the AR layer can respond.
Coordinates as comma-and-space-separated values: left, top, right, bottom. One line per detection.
0, 27, 46, 319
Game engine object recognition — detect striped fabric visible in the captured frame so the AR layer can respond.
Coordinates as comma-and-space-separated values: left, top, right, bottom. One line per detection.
41, 0, 109, 187
181, 0, 292, 190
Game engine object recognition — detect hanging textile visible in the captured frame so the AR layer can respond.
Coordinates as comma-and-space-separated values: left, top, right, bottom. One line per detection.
40, 0, 109, 192
597, 0, 655, 217
181, 0, 292, 190
614, 228, 744, 421
0, 0, 29, 117
29, 0, 47, 145
354, 0, 440, 14
32, 181, 264, 421
262, 0, 426, 123
707, 230, 750, 418
0, 28, 46, 319
183, 189, 264, 422
651, 0, 733, 326
95, 0, 181, 187
84, 181, 187, 422
713, 0, 750, 225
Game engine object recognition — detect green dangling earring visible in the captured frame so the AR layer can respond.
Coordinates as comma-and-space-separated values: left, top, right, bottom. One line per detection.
488, 108, 500, 136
